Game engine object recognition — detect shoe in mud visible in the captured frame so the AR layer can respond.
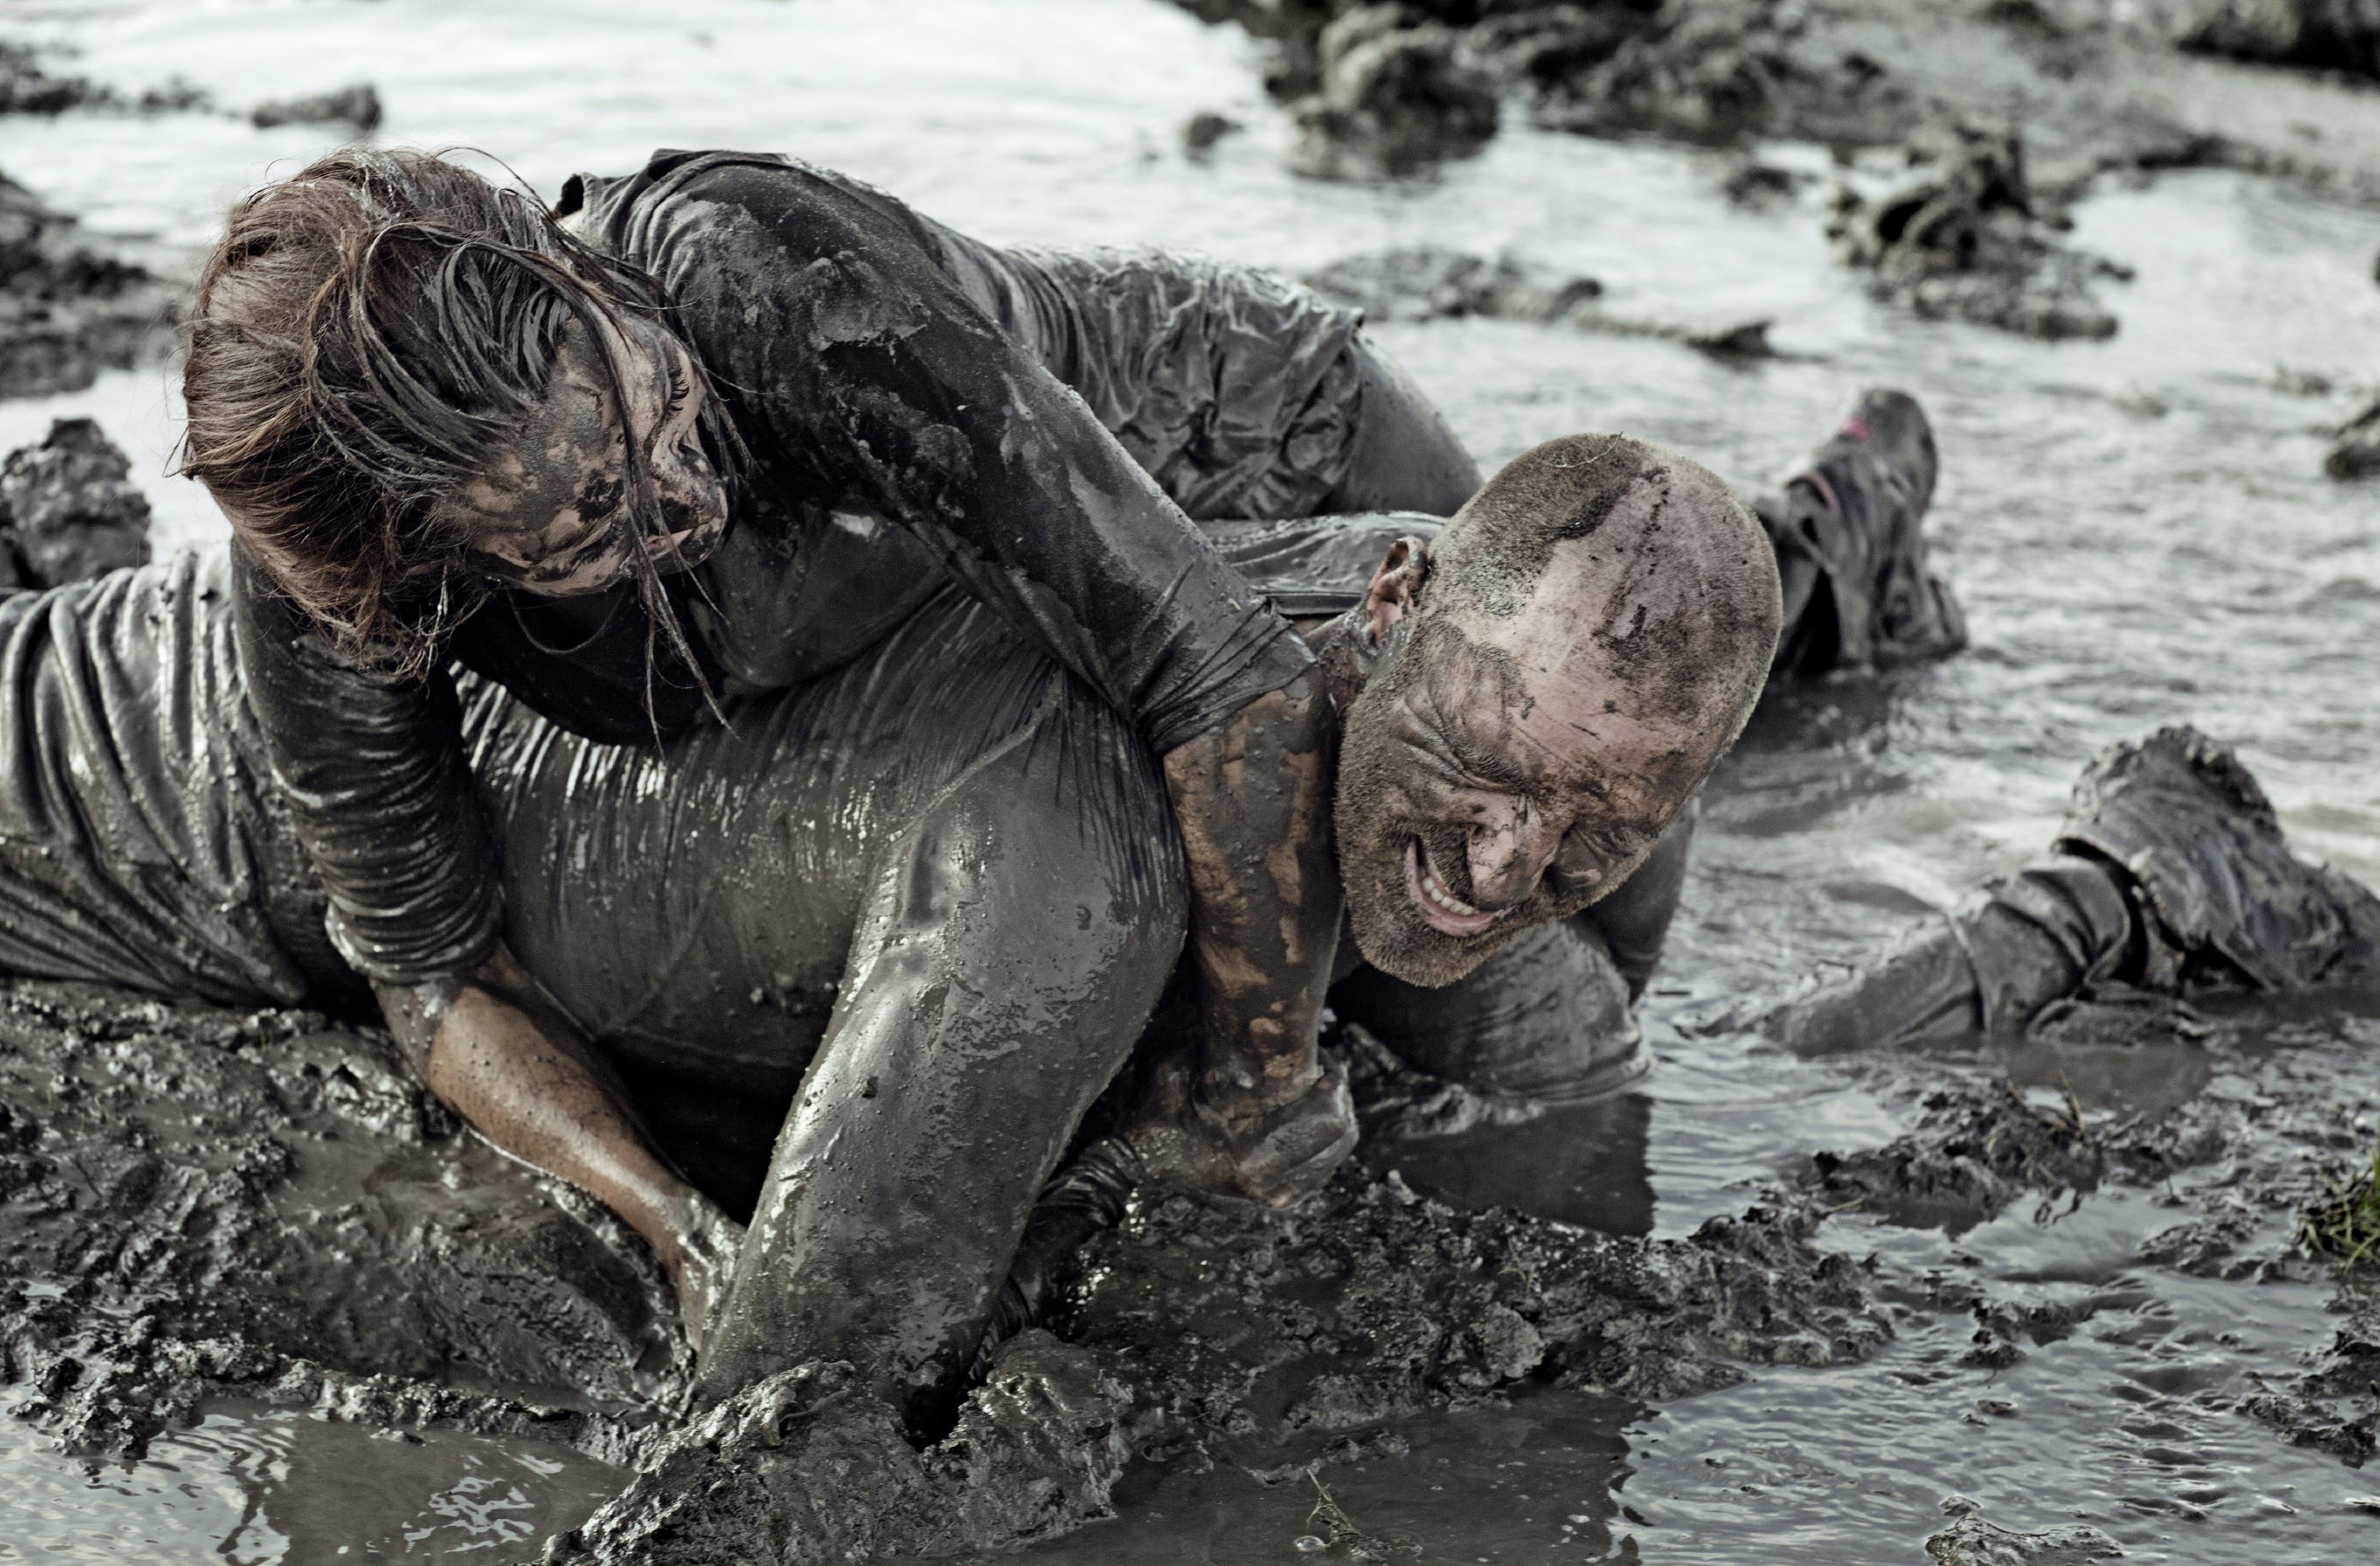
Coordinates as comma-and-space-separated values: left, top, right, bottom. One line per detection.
1763, 387, 1966, 675
2055, 726, 2380, 993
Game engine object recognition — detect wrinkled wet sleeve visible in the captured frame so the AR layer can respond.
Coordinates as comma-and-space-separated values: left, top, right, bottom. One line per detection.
630, 162, 1311, 753
230, 545, 499, 986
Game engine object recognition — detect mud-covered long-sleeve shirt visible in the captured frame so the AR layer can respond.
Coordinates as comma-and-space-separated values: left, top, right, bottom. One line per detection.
234, 150, 1367, 986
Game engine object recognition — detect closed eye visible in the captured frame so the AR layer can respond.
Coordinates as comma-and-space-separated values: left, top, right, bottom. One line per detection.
1439, 726, 1531, 792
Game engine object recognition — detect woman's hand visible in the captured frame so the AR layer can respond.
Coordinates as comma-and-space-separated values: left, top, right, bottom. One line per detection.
377, 943, 742, 1357
662, 1191, 746, 1355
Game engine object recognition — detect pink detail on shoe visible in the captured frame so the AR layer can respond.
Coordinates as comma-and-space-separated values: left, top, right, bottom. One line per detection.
1837, 416, 1873, 441
1789, 467, 1842, 518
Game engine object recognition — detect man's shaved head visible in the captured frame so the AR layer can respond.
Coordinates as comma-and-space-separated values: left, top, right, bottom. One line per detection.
1435, 433, 1780, 735
1333, 435, 1783, 986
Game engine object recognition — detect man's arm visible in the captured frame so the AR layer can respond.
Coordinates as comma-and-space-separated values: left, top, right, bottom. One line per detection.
377, 945, 743, 1349
1150, 674, 1358, 1207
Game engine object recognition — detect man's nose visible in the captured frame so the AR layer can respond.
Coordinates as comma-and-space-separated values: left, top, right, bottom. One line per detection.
1466, 798, 1562, 908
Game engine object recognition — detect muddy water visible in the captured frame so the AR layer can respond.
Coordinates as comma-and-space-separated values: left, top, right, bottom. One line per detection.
0, 0, 2377, 1560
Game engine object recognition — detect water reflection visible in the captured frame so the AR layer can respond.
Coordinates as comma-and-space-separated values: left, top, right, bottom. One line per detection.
0, 1407, 619, 1563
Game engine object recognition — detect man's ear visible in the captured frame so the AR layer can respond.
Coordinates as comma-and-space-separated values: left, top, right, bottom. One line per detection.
1361, 537, 1432, 646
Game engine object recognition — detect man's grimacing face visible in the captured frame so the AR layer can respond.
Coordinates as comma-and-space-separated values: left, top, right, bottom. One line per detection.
452, 314, 730, 597
1332, 530, 1728, 989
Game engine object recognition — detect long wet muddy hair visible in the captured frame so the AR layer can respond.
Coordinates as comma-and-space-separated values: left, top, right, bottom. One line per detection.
179, 147, 744, 679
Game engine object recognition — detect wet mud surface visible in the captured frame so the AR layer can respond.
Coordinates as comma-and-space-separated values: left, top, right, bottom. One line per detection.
3, 0, 2380, 1559
5, 961, 2377, 1559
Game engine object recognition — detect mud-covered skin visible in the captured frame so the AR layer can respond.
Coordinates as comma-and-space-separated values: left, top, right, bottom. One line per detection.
451, 316, 728, 598
1155, 672, 1356, 1209
1331, 439, 1781, 988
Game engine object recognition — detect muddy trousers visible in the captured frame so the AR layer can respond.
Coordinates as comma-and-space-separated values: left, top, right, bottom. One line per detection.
1763, 854, 2145, 1053
465, 590, 1189, 1434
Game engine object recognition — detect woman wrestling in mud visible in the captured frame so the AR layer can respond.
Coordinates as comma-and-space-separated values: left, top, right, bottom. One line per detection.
175, 144, 1993, 1428
179, 147, 1483, 1380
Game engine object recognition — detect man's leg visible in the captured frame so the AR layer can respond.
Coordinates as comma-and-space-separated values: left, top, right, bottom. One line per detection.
474, 592, 1188, 1424
1767, 727, 2380, 1053
1760, 388, 1965, 678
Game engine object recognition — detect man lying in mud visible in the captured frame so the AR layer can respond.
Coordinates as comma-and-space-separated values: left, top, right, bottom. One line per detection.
3, 375, 1960, 1420
8, 402, 2373, 1444
151, 145, 1969, 1416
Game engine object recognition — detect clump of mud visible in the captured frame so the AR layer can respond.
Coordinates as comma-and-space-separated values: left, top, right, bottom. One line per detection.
546, 1334, 1130, 1564
1828, 118, 2131, 340
0, 975, 1901, 1553
249, 82, 382, 133
1285, 7, 1501, 180
0, 36, 207, 117
0, 418, 152, 588
1302, 243, 1774, 356
2170, 0, 2380, 79
1302, 245, 1603, 321
1064, 1164, 1888, 1461
1521, 0, 1916, 149
0, 982, 684, 1464
1171, 1, 1921, 176
0, 171, 179, 397
2324, 397, 2380, 480
1924, 1494, 2123, 1563
1798, 981, 2380, 1467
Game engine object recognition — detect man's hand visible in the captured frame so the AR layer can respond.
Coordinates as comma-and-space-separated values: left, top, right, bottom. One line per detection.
1121, 1047, 1358, 1209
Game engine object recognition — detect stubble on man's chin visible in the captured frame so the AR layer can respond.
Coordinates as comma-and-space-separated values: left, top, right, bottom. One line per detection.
1333, 665, 1522, 988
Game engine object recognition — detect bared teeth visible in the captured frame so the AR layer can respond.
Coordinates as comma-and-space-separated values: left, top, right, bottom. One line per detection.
1417, 849, 1480, 916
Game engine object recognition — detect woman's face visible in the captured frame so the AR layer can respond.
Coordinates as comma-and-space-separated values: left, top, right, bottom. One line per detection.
452, 314, 729, 597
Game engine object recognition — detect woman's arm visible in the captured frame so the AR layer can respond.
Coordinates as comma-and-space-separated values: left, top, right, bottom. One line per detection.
233, 550, 738, 1340
627, 159, 1355, 1194
230, 545, 502, 983
378, 946, 741, 1348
